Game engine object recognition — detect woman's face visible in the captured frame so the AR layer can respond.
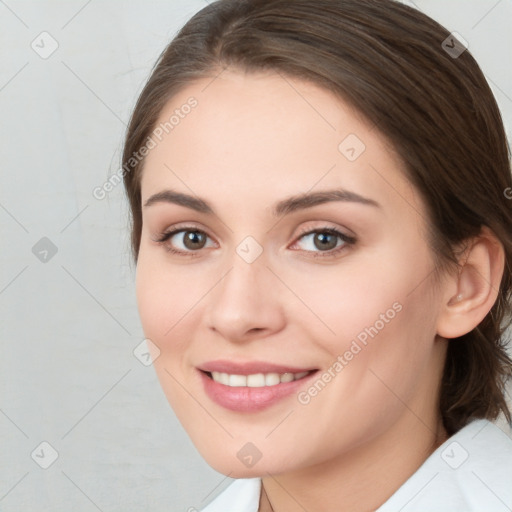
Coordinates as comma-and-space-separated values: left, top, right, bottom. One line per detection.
136, 68, 448, 476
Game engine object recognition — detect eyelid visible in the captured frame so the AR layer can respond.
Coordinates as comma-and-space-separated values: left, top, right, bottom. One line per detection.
292, 223, 356, 243
152, 222, 214, 242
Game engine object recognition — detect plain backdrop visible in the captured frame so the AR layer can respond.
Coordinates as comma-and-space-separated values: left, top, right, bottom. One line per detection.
1, 1, 511, 511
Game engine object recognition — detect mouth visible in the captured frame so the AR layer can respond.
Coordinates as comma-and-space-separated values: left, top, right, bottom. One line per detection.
201, 369, 314, 387
197, 361, 319, 412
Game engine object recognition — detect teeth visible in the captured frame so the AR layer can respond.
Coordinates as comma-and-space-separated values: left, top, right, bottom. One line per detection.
218, 372, 229, 385
228, 374, 247, 387
210, 370, 311, 387
265, 373, 280, 386
247, 373, 265, 387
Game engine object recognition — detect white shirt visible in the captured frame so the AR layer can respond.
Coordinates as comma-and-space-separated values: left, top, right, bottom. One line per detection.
200, 418, 512, 511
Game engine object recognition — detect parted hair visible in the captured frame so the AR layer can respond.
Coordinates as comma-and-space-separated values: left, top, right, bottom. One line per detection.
122, 0, 512, 434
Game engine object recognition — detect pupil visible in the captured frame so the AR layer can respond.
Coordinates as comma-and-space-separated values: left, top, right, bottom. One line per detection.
184, 231, 205, 250
315, 232, 337, 250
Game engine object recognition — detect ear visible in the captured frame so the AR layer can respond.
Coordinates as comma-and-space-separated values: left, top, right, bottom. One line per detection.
436, 226, 505, 339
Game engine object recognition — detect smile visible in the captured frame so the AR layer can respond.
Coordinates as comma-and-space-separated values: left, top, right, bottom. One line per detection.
210, 371, 311, 387
197, 362, 318, 412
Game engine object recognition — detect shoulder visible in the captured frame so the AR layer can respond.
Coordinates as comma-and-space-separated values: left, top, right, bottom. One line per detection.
199, 478, 261, 512
377, 419, 512, 512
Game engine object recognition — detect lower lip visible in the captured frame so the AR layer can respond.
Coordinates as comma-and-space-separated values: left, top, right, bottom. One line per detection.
199, 370, 317, 412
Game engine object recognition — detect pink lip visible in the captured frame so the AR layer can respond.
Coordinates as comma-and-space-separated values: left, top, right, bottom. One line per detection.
197, 361, 318, 412
198, 359, 315, 375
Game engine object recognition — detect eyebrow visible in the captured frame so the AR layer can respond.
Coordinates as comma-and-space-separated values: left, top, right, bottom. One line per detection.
143, 188, 381, 216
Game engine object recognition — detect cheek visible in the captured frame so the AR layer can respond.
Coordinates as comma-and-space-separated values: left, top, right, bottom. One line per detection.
322, 271, 439, 415
293, 246, 439, 377
135, 256, 204, 408
285, 284, 439, 462
135, 253, 205, 344
281, 255, 408, 352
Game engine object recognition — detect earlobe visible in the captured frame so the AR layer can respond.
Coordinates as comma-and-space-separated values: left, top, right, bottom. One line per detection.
436, 227, 505, 339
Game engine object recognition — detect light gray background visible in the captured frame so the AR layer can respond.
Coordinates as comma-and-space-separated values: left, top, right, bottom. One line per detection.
1, 1, 511, 511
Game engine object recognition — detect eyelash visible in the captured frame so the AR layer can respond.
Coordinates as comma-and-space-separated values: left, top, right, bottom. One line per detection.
153, 225, 357, 259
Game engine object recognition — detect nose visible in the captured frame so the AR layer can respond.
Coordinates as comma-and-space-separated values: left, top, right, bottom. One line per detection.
205, 252, 286, 343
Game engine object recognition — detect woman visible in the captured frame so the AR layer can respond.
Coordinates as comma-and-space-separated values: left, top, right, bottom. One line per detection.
122, 0, 512, 510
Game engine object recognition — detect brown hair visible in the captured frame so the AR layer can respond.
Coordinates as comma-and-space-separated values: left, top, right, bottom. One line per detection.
122, 0, 512, 435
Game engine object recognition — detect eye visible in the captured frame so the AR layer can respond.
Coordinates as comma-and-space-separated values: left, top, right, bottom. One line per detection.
153, 226, 216, 255
291, 227, 356, 258
153, 224, 356, 258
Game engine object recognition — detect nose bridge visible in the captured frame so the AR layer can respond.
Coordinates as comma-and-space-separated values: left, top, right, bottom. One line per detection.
216, 246, 268, 312
206, 241, 284, 340
218, 233, 269, 296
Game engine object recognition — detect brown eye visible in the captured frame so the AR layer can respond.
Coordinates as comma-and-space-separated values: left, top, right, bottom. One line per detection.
291, 227, 356, 258
182, 231, 207, 250
155, 227, 215, 255
312, 232, 338, 251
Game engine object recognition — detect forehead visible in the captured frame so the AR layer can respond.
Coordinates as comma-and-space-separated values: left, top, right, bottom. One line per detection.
140, 68, 421, 217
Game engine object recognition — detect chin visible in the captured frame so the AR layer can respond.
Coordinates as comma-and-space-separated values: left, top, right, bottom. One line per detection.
198, 444, 298, 478
201, 456, 263, 478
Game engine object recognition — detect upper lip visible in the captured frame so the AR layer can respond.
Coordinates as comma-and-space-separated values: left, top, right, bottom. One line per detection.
198, 360, 317, 375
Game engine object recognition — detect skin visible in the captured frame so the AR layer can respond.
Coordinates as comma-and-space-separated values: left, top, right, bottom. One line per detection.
135, 67, 504, 511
